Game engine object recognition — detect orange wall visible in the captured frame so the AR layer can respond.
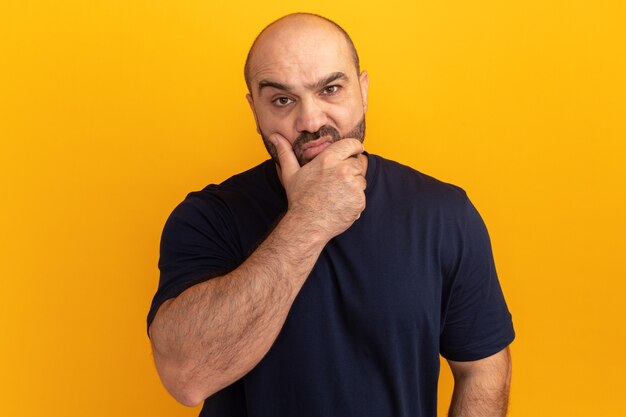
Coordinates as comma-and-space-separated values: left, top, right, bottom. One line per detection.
1, 1, 624, 416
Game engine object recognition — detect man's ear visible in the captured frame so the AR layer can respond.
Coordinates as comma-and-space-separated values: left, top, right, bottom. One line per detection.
359, 71, 369, 113
246, 93, 261, 134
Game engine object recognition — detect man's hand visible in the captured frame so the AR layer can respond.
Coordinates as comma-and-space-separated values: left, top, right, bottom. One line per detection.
269, 133, 367, 241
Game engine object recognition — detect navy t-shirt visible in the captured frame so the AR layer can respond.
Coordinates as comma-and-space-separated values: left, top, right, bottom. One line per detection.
147, 153, 515, 417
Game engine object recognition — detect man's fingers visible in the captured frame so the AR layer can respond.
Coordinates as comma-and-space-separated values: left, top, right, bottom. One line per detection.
325, 138, 364, 161
269, 133, 300, 178
355, 174, 367, 191
348, 157, 365, 176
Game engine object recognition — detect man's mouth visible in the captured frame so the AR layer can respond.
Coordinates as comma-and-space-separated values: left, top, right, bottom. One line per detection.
299, 136, 335, 161
301, 136, 334, 151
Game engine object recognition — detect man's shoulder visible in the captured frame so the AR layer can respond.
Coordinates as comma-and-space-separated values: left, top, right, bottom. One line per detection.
370, 153, 469, 207
168, 159, 284, 227
181, 159, 280, 206
219, 159, 280, 191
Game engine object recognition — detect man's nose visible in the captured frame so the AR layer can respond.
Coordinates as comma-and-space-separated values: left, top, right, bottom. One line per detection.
295, 97, 328, 134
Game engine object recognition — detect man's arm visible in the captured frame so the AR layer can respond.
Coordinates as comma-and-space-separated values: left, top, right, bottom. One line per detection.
148, 136, 366, 407
447, 347, 512, 417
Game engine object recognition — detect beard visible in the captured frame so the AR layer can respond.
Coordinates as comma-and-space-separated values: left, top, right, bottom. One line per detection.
261, 116, 366, 167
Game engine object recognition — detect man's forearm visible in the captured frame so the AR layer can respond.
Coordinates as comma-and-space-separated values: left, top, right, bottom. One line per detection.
448, 376, 510, 417
149, 210, 328, 406
448, 348, 512, 417
149, 139, 366, 406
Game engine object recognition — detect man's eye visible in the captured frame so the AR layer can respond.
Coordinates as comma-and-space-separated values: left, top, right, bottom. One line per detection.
273, 97, 294, 107
321, 85, 340, 95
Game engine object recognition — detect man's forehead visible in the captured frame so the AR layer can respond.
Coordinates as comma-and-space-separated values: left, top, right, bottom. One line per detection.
252, 52, 349, 85
247, 17, 353, 88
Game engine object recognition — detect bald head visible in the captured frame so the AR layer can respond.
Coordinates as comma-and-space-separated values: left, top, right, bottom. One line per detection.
243, 13, 369, 166
244, 13, 360, 93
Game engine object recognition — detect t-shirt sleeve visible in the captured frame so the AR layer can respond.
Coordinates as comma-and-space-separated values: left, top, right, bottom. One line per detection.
439, 197, 515, 361
146, 192, 242, 331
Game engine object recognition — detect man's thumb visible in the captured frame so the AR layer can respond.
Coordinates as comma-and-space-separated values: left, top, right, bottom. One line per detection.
269, 133, 299, 177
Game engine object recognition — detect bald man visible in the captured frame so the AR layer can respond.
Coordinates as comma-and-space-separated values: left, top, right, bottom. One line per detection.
148, 13, 514, 417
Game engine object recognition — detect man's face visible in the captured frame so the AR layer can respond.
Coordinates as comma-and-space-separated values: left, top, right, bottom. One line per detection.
246, 18, 369, 166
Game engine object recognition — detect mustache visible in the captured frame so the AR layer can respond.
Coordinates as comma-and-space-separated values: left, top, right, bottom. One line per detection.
293, 126, 342, 149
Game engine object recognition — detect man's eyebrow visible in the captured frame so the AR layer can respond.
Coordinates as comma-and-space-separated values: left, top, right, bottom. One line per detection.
258, 80, 292, 94
257, 72, 349, 95
306, 72, 348, 90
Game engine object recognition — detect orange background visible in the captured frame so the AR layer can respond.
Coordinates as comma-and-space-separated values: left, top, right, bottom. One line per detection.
1, 1, 625, 416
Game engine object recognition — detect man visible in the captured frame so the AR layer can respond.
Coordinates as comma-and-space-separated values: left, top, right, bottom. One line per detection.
148, 13, 515, 417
